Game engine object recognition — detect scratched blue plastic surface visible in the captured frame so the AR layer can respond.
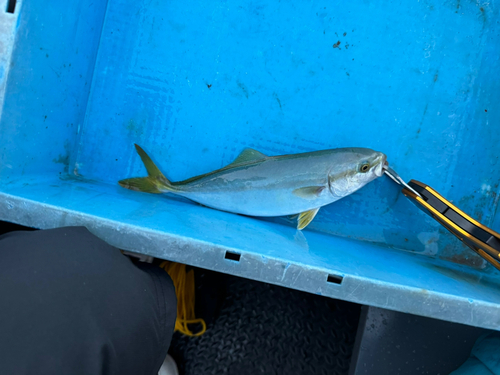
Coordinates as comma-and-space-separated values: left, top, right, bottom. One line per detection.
1, 0, 500, 328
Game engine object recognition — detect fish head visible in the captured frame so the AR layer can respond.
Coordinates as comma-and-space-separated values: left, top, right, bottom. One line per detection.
328, 148, 387, 197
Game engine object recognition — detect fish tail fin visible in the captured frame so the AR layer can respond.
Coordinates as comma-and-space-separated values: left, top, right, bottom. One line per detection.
118, 177, 163, 193
118, 144, 176, 194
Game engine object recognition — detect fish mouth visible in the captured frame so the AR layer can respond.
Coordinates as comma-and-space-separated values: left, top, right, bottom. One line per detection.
373, 153, 387, 177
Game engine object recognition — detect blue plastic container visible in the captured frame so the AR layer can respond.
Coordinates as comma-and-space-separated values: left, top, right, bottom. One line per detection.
1, 0, 499, 329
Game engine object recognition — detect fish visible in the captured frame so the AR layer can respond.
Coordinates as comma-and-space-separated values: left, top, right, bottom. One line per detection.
119, 144, 387, 230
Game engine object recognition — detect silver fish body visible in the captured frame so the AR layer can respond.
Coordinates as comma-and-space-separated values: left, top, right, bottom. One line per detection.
119, 145, 386, 229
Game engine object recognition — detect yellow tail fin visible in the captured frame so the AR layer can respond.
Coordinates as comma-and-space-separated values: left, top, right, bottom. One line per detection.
118, 177, 163, 193
118, 144, 174, 194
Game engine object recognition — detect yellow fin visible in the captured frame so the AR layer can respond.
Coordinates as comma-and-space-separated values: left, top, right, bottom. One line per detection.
118, 144, 178, 193
228, 148, 268, 166
293, 186, 325, 200
118, 177, 162, 193
297, 208, 320, 230
134, 144, 164, 179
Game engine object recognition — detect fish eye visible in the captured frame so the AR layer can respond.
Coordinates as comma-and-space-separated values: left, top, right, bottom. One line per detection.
360, 163, 370, 173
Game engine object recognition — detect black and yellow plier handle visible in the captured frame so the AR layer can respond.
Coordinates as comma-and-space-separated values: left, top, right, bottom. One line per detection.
384, 166, 500, 271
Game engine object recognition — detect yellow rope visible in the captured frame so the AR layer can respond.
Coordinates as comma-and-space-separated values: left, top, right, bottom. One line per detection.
159, 261, 207, 337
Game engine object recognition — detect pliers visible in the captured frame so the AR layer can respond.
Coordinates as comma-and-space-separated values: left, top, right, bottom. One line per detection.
384, 165, 500, 271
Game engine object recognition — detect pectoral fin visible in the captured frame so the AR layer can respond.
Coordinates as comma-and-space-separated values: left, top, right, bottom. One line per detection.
297, 208, 320, 230
293, 186, 325, 200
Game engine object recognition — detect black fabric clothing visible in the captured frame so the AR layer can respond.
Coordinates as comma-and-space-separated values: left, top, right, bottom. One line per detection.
0, 226, 176, 375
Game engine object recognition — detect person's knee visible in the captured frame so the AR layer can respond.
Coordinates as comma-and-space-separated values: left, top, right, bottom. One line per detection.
0, 227, 177, 375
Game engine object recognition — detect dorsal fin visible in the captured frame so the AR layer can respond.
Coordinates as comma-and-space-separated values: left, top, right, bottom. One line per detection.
227, 148, 268, 167
174, 148, 268, 186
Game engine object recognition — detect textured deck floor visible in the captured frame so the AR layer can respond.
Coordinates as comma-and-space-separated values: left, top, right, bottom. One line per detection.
169, 270, 360, 375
